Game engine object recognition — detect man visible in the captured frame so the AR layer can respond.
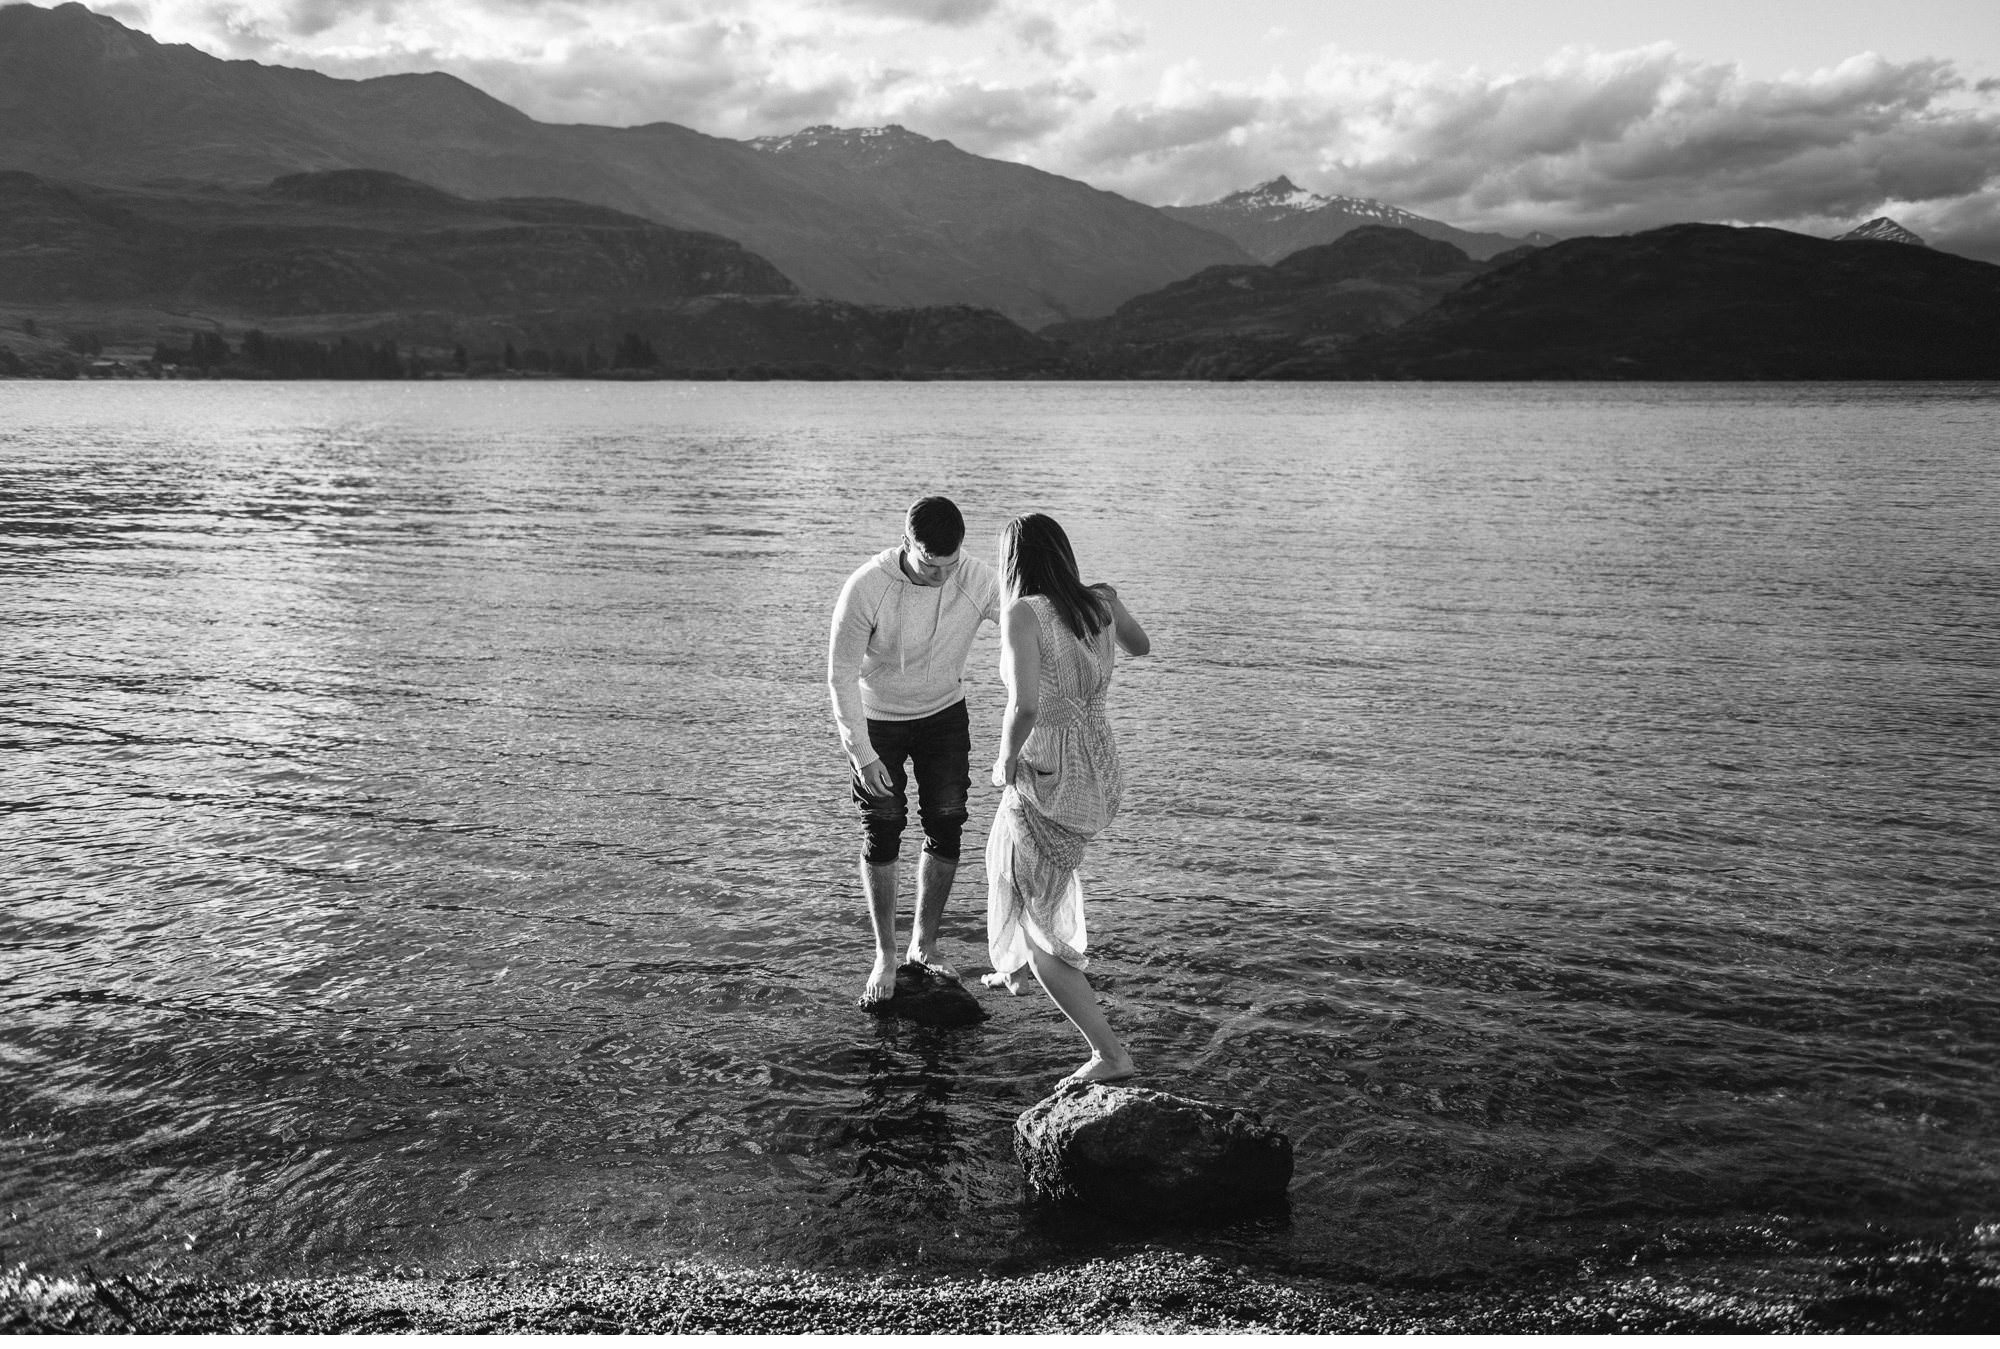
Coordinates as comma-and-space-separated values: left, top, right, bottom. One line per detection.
828, 496, 1002, 1006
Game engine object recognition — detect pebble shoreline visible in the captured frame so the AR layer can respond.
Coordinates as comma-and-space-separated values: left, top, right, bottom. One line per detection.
6, 1243, 1996, 1333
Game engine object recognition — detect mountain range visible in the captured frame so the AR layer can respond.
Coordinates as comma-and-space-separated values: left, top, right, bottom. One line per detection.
4, 1, 1997, 382
1033, 221, 2000, 380
0, 165, 1062, 377
1314, 223, 2000, 379
1045, 226, 1496, 377
0, 2, 1247, 328
1161, 177, 1553, 263
0, 168, 793, 312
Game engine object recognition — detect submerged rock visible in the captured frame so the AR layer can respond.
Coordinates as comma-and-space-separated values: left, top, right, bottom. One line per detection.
1014, 1082, 1292, 1216
867, 961, 987, 1027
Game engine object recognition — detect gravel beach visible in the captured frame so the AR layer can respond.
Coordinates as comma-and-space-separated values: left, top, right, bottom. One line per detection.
6, 1241, 1996, 1334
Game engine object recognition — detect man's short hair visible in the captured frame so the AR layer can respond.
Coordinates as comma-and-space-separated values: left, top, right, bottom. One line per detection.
905, 496, 966, 555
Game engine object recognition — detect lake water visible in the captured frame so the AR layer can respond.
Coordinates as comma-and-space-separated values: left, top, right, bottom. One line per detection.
3, 380, 1997, 1297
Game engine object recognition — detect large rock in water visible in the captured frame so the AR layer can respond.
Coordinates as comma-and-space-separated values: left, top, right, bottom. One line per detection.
867, 962, 987, 1027
1014, 1082, 1292, 1216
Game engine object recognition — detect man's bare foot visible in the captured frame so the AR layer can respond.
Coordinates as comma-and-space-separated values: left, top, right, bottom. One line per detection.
858, 953, 896, 1007
906, 947, 956, 978
1060, 1053, 1137, 1085
980, 968, 1028, 996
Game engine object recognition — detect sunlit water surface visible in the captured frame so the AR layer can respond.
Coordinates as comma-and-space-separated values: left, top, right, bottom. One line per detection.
2, 380, 1996, 1290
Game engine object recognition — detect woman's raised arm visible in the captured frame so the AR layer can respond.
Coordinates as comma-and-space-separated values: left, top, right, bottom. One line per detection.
1092, 584, 1150, 657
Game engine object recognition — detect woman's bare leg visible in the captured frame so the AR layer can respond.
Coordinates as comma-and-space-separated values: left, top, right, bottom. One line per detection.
1025, 945, 1135, 1083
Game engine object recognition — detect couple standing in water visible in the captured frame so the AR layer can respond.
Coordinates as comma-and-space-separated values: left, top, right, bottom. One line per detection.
827, 496, 1150, 1085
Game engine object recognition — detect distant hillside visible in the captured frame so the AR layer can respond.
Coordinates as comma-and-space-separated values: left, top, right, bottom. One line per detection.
1162, 177, 1547, 264
0, 2, 1249, 325
0, 165, 1067, 378
0, 168, 794, 312
477, 297, 1066, 377
1044, 226, 1486, 377
735, 125, 1253, 326
1320, 223, 2000, 380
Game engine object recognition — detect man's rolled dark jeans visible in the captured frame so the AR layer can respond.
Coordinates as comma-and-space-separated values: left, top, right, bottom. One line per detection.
852, 699, 971, 865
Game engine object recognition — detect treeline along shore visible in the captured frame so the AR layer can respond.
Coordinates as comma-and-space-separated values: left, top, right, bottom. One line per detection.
0, 327, 991, 383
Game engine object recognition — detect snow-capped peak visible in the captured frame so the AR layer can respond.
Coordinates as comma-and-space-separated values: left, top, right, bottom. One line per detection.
1209, 175, 1426, 226
1834, 216, 1927, 247
749, 124, 928, 155
1226, 176, 1317, 209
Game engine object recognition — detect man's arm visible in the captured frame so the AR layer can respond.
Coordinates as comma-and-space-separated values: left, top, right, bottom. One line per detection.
828, 575, 891, 794
977, 558, 1003, 624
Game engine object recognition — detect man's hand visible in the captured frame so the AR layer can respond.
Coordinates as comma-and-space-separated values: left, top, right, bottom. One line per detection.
856, 758, 893, 797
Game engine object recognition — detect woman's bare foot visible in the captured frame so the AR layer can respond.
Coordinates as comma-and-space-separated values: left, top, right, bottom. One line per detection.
1060, 1053, 1136, 1085
980, 968, 1028, 996
858, 952, 896, 1007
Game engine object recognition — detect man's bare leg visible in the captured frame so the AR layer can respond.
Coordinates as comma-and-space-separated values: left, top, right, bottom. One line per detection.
906, 851, 957, 973
860, 859, 899, 1006
1025, 944, 1136, 1084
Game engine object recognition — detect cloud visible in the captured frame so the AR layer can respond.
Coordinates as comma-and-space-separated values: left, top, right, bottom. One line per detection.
87, 2, 2000, 254
88, 0, 154, 25
836, 0, 998, 26
1033, 45, 2000, 254
880, 78, 1091, 152
1067, 93, 1269, 167
1900, 187, 2000, 261
118, 0, 1106, 133
1012, 11, 1057, 58
275, 0, 352, 39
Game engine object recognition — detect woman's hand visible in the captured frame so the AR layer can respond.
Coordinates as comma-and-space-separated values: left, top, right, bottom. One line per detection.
1102, 587, 1149, 656
991, 755, 1016, 788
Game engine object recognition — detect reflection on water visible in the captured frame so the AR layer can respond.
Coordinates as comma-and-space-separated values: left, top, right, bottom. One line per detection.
2, 380, 1997, 1290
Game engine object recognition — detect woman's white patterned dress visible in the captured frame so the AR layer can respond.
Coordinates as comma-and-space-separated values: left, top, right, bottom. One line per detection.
986, 592, 1124, 973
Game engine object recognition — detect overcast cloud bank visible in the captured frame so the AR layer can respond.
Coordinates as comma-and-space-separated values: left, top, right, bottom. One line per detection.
86, 0, 2000, 258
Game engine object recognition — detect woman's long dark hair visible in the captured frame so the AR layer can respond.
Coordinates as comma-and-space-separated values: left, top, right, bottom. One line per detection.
998, 513, 1109, 641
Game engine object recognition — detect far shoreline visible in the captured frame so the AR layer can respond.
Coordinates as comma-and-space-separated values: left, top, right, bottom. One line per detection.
7, 368, 2000, 385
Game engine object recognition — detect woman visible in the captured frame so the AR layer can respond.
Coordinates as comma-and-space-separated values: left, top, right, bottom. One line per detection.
980, 513, 1150, 1085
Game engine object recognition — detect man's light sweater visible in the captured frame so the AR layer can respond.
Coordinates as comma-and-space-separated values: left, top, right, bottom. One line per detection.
827, 547, 1002, 768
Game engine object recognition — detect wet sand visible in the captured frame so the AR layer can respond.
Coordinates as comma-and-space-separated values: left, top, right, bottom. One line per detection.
6, 1243, 1995, 1333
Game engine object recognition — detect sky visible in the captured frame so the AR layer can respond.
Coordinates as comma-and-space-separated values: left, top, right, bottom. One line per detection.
78, 1, 2000, 253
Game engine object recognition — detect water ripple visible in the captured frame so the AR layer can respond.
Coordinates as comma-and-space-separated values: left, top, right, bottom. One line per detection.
2, 381, 1996, 1288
